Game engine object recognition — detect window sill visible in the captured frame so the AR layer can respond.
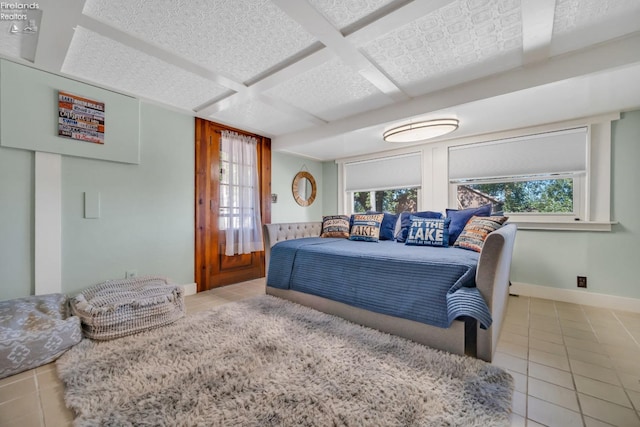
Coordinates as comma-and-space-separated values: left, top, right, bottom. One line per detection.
509, 220, 617, 232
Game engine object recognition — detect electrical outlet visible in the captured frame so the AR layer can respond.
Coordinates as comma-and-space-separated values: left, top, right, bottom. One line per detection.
126, 270, 137, 279
577, 276, 587, 288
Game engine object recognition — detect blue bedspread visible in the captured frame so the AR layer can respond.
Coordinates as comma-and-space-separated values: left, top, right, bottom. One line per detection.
267, 238, 492, 329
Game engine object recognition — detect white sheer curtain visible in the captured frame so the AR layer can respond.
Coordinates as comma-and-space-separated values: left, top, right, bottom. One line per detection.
221, 130, 263, 256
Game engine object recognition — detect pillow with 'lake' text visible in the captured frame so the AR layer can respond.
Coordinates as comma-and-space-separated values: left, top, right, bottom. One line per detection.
405, 216, 451, 247
395, 211, 443, 243
349, 214, 384, 242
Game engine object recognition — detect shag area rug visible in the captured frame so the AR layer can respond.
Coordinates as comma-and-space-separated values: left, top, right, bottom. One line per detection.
56, 295, 513, 426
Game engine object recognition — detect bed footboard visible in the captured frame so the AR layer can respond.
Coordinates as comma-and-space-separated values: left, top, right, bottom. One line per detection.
475, 223, 517, 361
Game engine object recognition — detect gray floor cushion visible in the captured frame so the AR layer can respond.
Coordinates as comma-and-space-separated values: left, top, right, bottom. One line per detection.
70, 276, 185, 340
0, 293, 82, 379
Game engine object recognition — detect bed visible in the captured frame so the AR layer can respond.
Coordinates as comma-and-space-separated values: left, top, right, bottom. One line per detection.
264, 221, 516, 362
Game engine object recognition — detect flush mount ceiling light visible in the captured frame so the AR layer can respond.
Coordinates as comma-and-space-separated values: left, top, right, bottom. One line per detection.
383, 118, 459, 143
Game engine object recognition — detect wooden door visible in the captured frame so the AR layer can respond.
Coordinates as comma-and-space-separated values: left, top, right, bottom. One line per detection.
195, 118, 271, 291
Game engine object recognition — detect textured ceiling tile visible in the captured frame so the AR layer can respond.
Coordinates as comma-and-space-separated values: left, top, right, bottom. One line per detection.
83, 0, 317, 83
307, 0, 395, 29
361, 0, 522, 88
265, 58, 391, 121
209, 100, 315, 136
553, 0, 640, 35
62, 27, 228, 110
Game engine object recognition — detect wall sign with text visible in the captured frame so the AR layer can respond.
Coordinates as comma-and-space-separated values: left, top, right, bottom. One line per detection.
58, 91, 105, 144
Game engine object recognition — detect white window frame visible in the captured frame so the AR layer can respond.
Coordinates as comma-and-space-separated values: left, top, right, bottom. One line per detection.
444, 117, 615, 231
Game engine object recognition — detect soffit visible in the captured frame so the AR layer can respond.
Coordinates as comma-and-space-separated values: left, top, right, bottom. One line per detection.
209, 99, 316, 136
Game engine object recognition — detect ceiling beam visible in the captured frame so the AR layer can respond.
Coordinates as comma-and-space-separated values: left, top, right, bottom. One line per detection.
34, 0, 86, 71
272, 0, 408, 102
273, 33, 640, 149
347, 0, 452, 46
521, 0, 557, 65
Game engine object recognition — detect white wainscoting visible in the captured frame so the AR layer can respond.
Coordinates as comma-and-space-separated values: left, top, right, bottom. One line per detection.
510, 282, 640, 313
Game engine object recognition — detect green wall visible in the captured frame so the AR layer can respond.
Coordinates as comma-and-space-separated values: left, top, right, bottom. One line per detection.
511, 110, 640, 299
271, 152, 324, 223
0, 147, 34, 299
61, 103, 194, 295
322, 161, 338, 215
0, 60, 195, 300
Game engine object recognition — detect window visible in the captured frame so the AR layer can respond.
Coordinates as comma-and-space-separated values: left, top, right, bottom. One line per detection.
219, 149, 252, 230
352, 187, 418, 214
457, 178, 575, 215
219, 130, 263, 256
343, 152, 422, 214
449, 127, 587, 221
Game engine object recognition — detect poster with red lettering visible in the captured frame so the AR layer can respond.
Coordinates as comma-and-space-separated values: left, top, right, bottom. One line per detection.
58, 91, 105, 144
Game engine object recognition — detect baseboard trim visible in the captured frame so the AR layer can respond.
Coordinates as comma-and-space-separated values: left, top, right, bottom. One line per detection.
510, 282, 640, 313
182, 283, 197, 296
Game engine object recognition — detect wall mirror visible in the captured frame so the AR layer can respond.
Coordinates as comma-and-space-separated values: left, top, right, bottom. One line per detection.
292, 171, 317, 207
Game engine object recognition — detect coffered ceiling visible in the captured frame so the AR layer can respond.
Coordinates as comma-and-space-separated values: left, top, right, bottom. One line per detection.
2, 0, 640, 160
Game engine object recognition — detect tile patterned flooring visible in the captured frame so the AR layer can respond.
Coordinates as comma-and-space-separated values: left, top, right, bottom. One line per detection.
1, 279, 639, 426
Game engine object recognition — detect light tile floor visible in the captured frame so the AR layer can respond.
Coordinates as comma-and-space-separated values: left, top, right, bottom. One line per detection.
1, 281, 639, 426
497, 294, 640, 427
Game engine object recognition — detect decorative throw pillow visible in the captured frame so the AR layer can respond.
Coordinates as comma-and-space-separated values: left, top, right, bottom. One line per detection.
405, 216, 451, 247
445, 204, 492, 245
349, 214, 384, 242
320, 215, 350, 238
395, 211, 443, 243
454, 216, 509, 252
365, 211, 398, 240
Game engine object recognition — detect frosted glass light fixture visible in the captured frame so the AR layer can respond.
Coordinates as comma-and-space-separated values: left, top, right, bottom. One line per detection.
383, 118, 459, 143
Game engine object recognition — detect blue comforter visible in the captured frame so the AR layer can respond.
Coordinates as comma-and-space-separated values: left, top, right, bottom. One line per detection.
267, 238, 492, 329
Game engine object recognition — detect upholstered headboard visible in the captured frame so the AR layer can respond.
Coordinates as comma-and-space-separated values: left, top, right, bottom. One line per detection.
264, 222, 322, 248
263, 222, 322, 275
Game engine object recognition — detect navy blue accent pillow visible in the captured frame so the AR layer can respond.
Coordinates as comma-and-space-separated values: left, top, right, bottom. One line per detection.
446, 204, 492, 245
365, 211, 398, 240
405, 217, 451, 247
395, 211, 443, 243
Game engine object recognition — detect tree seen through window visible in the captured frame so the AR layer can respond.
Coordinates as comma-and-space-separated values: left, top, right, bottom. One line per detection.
457, 178, 573, 214
353, 188, 418, 214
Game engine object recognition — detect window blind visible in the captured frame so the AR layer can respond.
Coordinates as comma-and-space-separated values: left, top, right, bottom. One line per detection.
448, 127, 588, 183
345, 152, 421, 192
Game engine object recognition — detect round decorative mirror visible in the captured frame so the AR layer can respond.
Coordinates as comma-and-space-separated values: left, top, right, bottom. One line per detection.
292, 171, 317, 207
